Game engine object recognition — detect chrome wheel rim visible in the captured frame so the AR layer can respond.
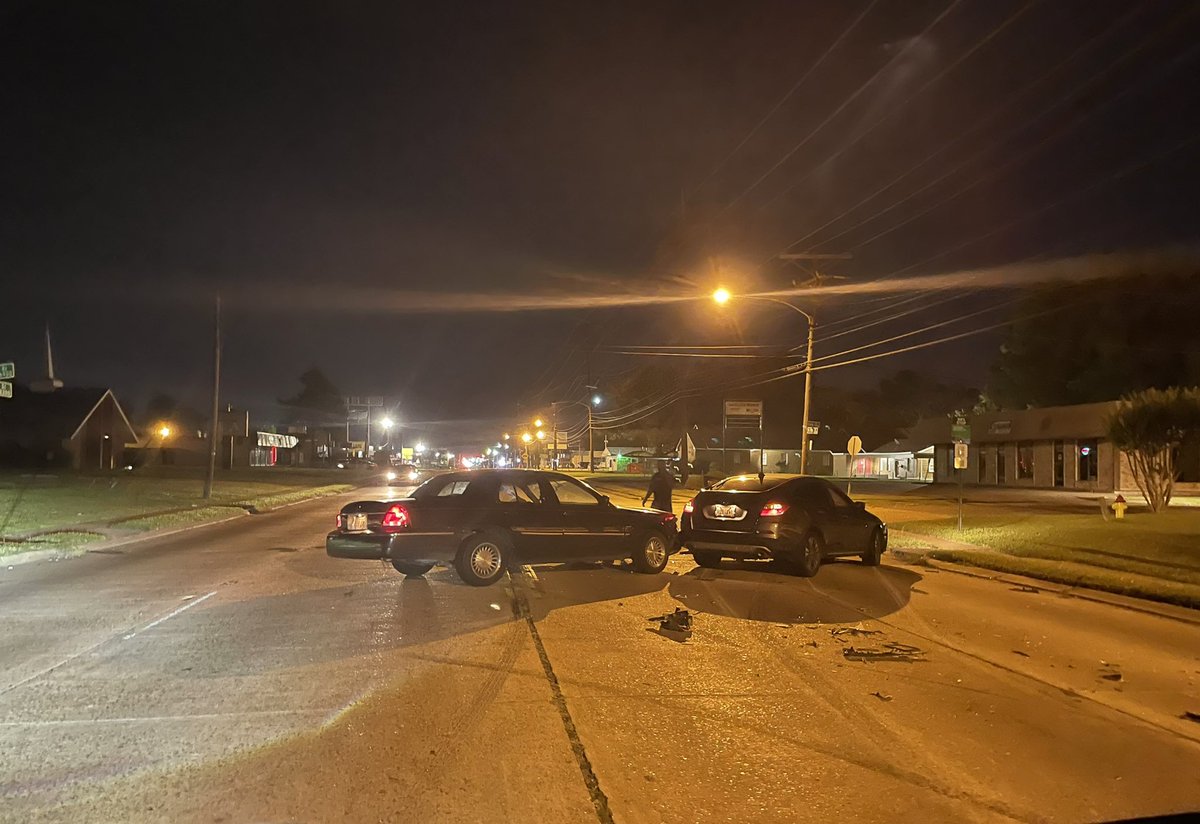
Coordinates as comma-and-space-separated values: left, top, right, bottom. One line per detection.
644, 535, 667, 567
470, 543, 503, 578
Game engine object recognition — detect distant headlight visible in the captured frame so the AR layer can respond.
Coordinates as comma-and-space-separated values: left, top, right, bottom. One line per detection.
408, 471, 419, 480
386, 471, 397, 481
336, 462, 345, 469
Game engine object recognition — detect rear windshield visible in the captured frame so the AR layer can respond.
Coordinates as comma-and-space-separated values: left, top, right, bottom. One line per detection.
709, 476, 785, 492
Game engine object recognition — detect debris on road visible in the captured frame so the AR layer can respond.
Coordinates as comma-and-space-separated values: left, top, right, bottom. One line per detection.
648, 607, 693, 641
1098, 661, 1123, 682
843, 642, 927, 664
1181, 711, 1200, 723
831, 626, 881, 638
1009, 585, 1040, 593
1012, 650, 1031, 658
911, 587, 928, 594
870, 691, 893, 702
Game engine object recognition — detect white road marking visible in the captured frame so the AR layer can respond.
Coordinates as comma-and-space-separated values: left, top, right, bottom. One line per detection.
122, 590, 218, 640
0, 709, 329, 727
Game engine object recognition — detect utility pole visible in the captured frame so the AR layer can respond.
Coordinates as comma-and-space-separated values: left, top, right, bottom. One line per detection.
776, 252, 852, 476
202, 293, 221, 500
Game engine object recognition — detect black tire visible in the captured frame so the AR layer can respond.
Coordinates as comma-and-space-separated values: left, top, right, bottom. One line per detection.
861, 528, 886, 566
391, 560, 434, 577
631, 530, 670, 574
692, 550, 722, 569
794, 531, 824, 578
454, 532, 510, 586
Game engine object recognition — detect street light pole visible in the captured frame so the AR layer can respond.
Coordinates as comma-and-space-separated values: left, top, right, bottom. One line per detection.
202, 293, 221, 500
799, 317, 815, 475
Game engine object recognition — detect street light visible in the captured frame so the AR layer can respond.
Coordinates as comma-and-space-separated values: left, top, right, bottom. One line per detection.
158, 425, 172, 439
534, 418, 544, 428
713, 287, 817, 474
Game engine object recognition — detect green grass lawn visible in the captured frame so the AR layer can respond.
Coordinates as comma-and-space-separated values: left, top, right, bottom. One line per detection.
0, 469, 354, 556
877, 501, 1200, 608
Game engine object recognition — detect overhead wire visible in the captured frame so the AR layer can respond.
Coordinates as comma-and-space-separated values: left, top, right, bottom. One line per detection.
684, 0, 880, 204
770, 3, 1149, 257
719, 0, 963, 213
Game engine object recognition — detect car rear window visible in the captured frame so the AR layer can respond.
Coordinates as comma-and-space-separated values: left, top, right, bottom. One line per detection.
413, 476, 472, 500
709, 476, 785, 492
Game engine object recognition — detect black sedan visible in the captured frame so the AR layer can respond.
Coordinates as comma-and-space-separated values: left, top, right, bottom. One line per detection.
680, 474, 887, 577
327, 469, 679, 585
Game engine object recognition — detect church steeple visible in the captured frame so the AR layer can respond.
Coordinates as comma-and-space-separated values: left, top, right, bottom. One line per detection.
30, 323, 65, 393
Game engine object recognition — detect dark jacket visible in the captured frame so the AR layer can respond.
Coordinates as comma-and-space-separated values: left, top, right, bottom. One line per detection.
643, 469, 675, 513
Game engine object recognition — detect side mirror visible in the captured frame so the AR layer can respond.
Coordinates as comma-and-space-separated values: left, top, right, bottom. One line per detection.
854, 501, 866, 511
601, 495, 612, 506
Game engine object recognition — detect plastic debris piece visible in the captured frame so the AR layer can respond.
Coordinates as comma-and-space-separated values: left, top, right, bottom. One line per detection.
830, 626, 881, 638
1009, 585, 1039, 593
870, 691, 893, 702
842, 642, 927, 664
1012, 650, 1030, 658
1181, 711, 1200, 723
648, 607, 693, 639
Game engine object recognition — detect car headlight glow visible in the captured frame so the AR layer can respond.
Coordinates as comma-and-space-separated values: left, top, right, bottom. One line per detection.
386, 471, 397, 481
408, 471, 419, 480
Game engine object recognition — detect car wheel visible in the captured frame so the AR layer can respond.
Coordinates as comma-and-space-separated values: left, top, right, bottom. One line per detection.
861, 527, 885, 566
795, 531, 824, 578
454, 533, 509, 586
692, 550, 722, 568
631, 530, 670, 574
390, 560, 434, 577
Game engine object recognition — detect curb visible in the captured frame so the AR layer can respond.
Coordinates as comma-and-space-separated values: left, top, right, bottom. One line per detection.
1, 487, 356, 569
893, 550, 1200, 626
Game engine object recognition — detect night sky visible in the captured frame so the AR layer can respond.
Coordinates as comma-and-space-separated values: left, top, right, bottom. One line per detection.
2, 1, 1198, 428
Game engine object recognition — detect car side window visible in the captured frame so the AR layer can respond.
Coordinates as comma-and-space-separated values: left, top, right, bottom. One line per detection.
436, 480, 471, 497
792, 482, 828, 508
549, 478, 601, 506
498, 480, 545, 504
826, 485, 854, 509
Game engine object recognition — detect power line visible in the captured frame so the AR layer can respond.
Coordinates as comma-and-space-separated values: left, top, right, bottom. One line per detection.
719, 0, 963, 213
683, 0, 880, 204
770, 3, 1148, 257
757, 0, 1043, 217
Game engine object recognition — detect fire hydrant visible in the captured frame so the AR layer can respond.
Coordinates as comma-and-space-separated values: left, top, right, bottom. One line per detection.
1111, 494, 1128, 520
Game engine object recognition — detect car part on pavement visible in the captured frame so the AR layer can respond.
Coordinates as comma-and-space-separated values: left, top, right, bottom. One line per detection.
842, 642, 927, 663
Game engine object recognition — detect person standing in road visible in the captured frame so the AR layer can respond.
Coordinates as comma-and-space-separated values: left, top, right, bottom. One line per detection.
642, 464, 676, 513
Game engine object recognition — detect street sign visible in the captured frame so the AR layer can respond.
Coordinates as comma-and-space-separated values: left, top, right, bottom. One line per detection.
951, 414, 971, 444
724, 400, 762, 417
954, 442, 969, 470
847, 435, 863, 457
723, 399, 763, 430
806, 420, 821, 436
0, 381, 11, 399
0, 362, 13, 381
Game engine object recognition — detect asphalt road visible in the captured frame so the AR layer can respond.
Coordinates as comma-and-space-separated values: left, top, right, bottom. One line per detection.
2, 485, 1198, 823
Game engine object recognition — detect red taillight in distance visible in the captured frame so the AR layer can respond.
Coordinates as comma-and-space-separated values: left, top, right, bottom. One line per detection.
381, 504, 411, 531
759, 502, 789, 517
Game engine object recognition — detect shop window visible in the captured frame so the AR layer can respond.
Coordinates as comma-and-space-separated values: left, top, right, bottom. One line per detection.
978, 449, 988, 483
249, 447, 274, 467
997, 446, 1006, 483
1017, 443, 1035, 479
1078, 440, 1098, 483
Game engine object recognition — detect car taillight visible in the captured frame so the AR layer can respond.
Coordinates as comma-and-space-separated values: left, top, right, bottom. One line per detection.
381, 504, 411, 530
760, 502, 789, 517
335, 514, 342, 529
660, 513, 676, 525
683, 498, 695, 514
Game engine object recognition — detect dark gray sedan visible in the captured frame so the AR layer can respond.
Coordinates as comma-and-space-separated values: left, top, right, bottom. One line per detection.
680, 474, 887, 576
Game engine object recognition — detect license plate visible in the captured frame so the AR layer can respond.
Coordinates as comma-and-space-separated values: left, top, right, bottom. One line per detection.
346, 513, 367, 531
711, 504, 742, 519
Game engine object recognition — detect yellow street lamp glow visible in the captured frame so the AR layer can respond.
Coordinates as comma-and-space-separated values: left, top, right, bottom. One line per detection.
536, 430, 546, 440
380, 417, 394, 430
534, 418, 544, 428
158, 425, 171, 439
712, 287, 731, 305
503, 432, 510, 440
521, 432, 533, 443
